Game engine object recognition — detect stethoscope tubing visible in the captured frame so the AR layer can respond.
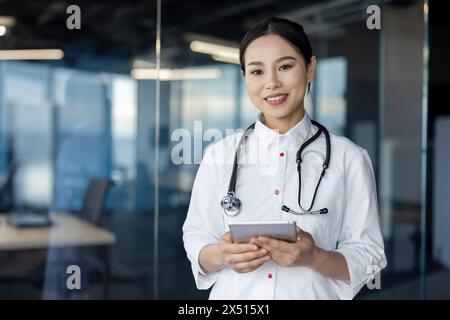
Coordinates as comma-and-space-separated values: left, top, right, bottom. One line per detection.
221, 119, 330, 217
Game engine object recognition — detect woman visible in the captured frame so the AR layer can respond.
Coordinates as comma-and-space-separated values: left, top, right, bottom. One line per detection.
182, 17, 386, 300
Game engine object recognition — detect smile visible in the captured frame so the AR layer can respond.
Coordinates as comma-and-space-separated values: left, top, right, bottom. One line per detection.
264, 94, 288, 105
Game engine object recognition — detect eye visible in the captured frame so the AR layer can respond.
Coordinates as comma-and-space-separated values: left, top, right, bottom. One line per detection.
250, 69, 263, 75
279, 64, 293, 71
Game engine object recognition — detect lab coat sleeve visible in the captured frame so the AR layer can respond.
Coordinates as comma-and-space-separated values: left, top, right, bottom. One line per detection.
182, 145, 225, 290
329, 149, 387, 299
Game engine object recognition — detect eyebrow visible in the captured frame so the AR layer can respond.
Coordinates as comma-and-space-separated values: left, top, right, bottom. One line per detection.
247, 56, 297, 67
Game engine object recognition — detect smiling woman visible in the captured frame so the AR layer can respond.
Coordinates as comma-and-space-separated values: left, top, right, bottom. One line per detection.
182, 17, 387, 300
242, 34, 315, 134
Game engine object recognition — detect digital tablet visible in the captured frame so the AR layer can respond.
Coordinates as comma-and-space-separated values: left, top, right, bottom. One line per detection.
229, 221, 297, 243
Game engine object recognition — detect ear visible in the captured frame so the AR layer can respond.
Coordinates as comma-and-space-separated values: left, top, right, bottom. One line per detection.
306, 56, 317, 83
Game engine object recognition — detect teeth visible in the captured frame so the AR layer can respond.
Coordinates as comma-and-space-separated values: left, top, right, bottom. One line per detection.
266, 95, 286, 101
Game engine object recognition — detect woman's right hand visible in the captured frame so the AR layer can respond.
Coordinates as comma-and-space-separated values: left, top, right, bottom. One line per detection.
218, 232, 270, 273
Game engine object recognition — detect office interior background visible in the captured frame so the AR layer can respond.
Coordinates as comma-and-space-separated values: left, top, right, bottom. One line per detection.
0, 0, 449, 299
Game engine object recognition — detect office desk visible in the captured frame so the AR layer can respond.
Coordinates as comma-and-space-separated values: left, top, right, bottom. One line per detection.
0, 212, 116, 251
0, 212, 116, 298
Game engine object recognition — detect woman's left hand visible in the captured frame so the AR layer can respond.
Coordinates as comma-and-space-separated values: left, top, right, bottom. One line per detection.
250, 227, 318, 268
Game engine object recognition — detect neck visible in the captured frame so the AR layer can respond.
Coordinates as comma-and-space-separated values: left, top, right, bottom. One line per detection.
262, 107, 305, 134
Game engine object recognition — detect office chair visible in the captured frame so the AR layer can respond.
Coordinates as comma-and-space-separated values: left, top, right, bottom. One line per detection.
79, 178, 114, 226
0, 161, 18, 212
77, 177, 114, 297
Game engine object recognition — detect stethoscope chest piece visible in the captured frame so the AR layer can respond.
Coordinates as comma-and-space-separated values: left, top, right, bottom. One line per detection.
221, 192, 241, 216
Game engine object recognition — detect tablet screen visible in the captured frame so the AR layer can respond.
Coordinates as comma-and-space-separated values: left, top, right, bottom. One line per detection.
229, 221, 297, 243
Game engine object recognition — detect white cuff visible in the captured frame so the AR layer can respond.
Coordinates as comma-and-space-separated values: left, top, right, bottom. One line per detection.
329, 247, 385, 300
187, 238, 221, 290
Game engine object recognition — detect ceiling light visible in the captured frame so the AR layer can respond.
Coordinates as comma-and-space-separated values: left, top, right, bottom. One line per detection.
0, 49, 64, 60
211, 54, 240, 65
190, 40, 239, 62
131, 68, 222, 81
132, 58, 156, 69
0, 16, 15, 27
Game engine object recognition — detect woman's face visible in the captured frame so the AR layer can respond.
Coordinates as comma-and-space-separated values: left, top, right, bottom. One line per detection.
243, 34, 316, 124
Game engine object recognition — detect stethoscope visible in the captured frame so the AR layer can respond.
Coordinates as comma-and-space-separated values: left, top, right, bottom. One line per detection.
220, 120, 330, 217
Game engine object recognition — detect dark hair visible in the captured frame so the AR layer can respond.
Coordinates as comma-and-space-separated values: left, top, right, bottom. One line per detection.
239, 17, 313, 92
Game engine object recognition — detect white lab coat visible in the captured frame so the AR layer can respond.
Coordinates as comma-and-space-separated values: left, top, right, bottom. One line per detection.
182, 112, 387, 300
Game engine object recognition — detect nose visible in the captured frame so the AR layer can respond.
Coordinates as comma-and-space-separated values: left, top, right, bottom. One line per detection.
264, 70, 282, 90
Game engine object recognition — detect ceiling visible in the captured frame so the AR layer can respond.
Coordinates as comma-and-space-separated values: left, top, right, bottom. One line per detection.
0, 0, 410, 73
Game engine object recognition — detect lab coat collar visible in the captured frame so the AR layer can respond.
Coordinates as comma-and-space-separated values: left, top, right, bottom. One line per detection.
254, 111, 313, 150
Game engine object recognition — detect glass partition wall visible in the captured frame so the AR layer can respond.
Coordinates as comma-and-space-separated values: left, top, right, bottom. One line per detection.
0, 1, 158, 299
1, 0, 447, 300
